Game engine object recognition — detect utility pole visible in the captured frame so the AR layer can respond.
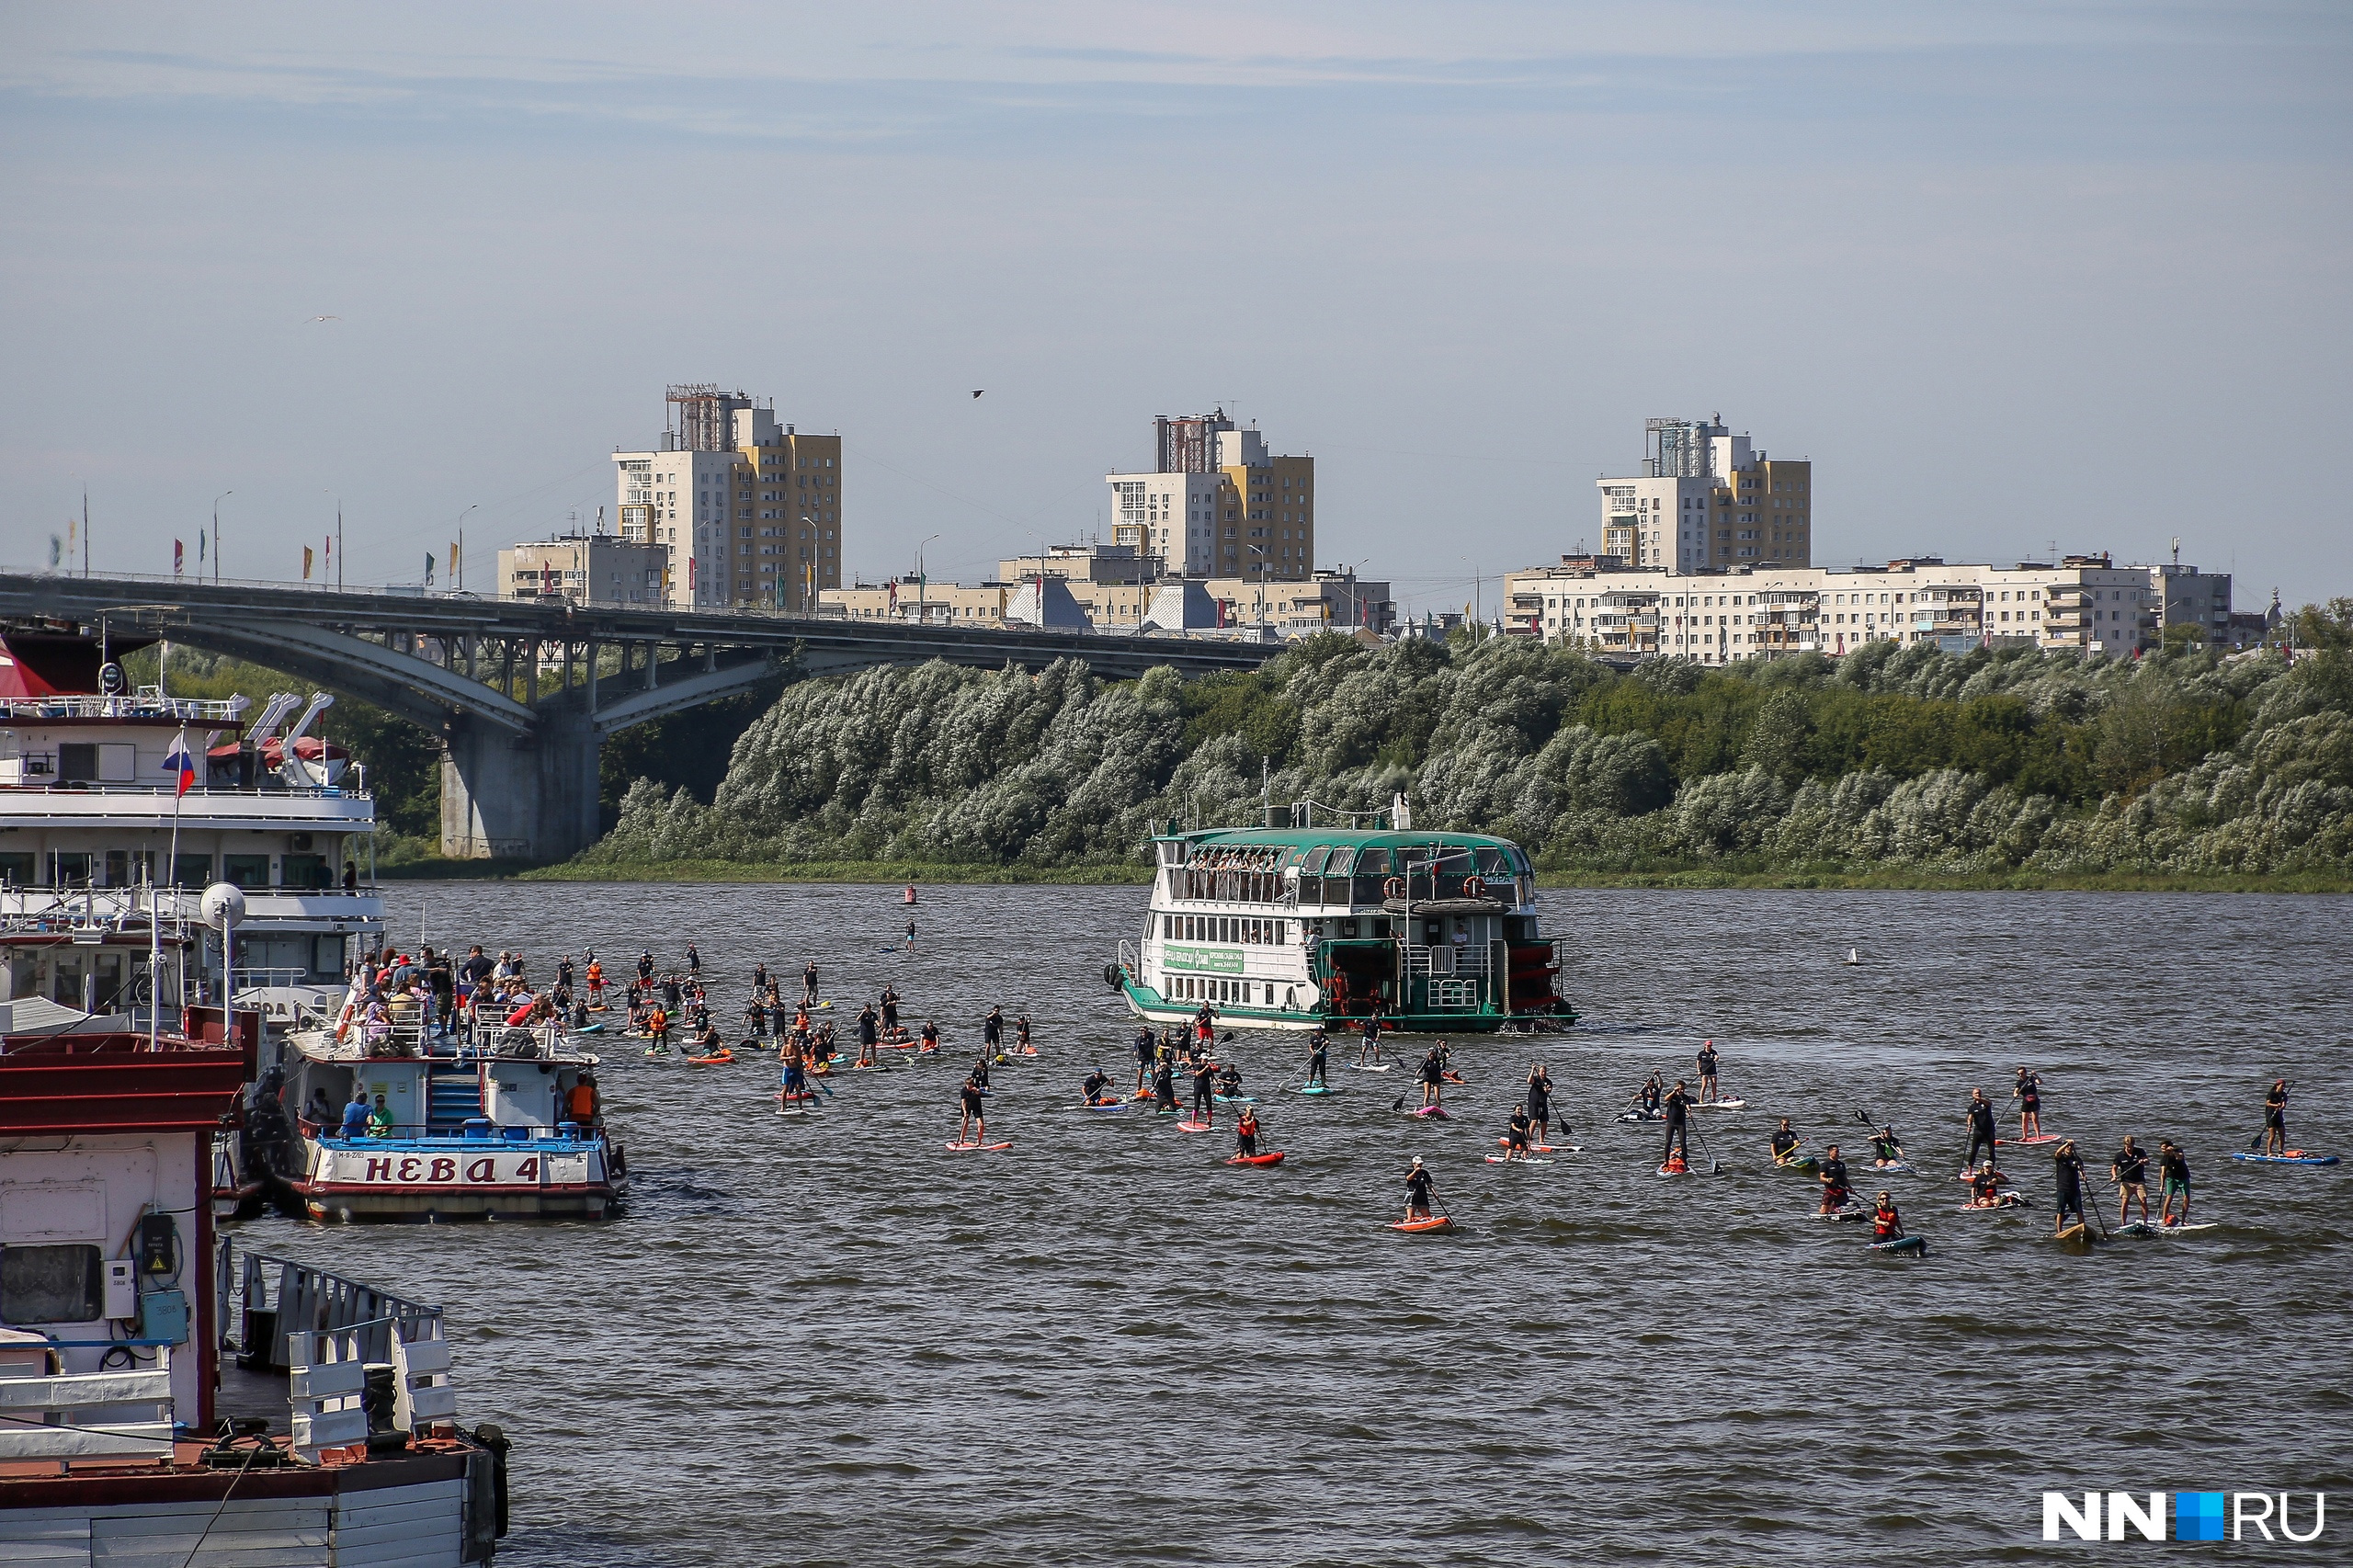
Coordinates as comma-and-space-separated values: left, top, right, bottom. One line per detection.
82, 491, 90, 577
212, 492, 233, 585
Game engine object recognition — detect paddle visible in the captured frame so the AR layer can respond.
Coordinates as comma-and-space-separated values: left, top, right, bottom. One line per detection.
1685, 1113, 1722, 1176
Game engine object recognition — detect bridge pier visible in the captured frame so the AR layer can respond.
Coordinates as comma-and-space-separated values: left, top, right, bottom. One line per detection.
439, 706, 601, 863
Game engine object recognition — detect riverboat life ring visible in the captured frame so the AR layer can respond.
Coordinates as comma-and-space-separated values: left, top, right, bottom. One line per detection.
1463, 876, 1486, 898
1383, 877, 1404, 898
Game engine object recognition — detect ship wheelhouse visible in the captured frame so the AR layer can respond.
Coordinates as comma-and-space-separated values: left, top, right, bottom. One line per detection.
1119, 820, 1571, 1034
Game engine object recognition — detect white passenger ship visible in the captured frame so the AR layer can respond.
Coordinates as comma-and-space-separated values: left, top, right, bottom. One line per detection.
1112, 803, 1575, 1034
0, 629, 384, 1036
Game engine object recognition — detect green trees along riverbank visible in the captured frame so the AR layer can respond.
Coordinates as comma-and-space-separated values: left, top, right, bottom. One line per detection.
576, 628, 2353, 888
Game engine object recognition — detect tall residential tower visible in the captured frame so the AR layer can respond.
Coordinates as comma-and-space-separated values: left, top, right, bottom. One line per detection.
1109, 411, 1315, 582
1597, 415, 1811, 573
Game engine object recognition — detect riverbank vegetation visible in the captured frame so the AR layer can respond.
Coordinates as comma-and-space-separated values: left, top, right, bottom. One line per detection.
578, 607, 2353, 888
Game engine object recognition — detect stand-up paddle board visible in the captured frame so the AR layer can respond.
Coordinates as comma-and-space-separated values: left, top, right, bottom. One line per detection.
1072, 1101, 1127, 1113
1656, 1162, 1694, 1178
1405, 1105, 1451, 1120
2054, 1221, 2100, 1247
2000, 1133, 2063, 1147
1484, 1154, 1554, 1166
1225, 1151, 1286, 1167
944, 1140, 1014, 1153
1496, 1139, 1579, 1153
1869, 1162, 1915, 1176
1957, 1194, 2030, 1212
1618, 1110, 1663, 1124
1774, 1156, 1819, 1175
1292, 1084, 1344, 1096
1389, 1215, 1455, 1233
1350, 1062, 1393, 1074
2230, 1151, 2339, 1165
1175, 1119, 1214, 1133
1696, 1097, 1746, 1110
1869, 1235, 1927, 1256
1818, 1206, 1870, 1222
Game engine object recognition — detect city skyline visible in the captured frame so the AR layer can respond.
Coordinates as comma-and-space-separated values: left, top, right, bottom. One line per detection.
5, 4, 2348, 613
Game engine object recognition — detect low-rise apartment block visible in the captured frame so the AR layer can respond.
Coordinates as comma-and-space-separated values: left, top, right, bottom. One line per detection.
1506, 553, 2172, 663
496, 531, 672, 608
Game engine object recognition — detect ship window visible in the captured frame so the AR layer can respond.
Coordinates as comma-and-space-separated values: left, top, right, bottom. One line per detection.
222, 854, 271, 890
1324, 848, 1356, 877
0, 852, 33, 885
172, 854, 212, 887
1474, 846, 1510, 877
1, 1243, 103, 1324
1301, 847, 1331, 876
1340, 919, 1358, 938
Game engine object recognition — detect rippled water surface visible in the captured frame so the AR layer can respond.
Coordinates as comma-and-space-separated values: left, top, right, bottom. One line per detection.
242, 884, 2353, 1564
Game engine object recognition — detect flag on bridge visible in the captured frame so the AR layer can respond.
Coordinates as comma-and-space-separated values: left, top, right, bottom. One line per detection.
174, 540, 184, 575
303, 545, 314, 580
426, 552, 436, 586
163, 728, 197, 797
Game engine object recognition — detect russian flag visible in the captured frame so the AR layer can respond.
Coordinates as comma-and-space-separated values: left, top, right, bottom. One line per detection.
164, 728, 197, 796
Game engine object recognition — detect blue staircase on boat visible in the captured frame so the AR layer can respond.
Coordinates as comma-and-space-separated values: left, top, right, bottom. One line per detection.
427, 1069, 483, 1131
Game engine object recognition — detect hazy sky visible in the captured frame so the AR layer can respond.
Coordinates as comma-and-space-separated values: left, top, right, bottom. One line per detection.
6, 2, 2349, 614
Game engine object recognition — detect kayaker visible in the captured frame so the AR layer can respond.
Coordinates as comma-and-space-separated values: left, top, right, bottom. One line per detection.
1082, 1068, 1115, 1107
1817, 1144, 1850, 1214
1870, 1125, 1905, 1168
958, 1074, 986, 1145
2157, 1140, 2192, 1228
1305, 1028, 1330, 1088
1417, 1047, 1446, 1110
1870, 1190, 1904, 1242
1503, 1104, 1534, 1160
1235, 1107, 1263, 1159
1404, 1155, 1436, 1221
2262, 1079, 2289, 1157
1696, 1040, 1720, 1104
2014, 1067, 2045, 1142
1526, 1064, 1553, 1133
2052, 1140, 2087, 1235
2112, 1135, 2151, 1225
1967, 1164, 2009, 1208
1964, 1089, 1997, 1173
1771, 1118, 1803, 1166
1661, 1078, 1692, 1168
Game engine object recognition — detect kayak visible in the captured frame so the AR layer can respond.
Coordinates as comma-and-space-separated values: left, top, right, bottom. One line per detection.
1175, 1119, 1215, 1133
945, 1140, 1014, 1153
1484, 1154, 1554, 1166
1870, 1235, 1927, 1256
1225, 1151, 1286, 1167
1406, 1106, 1451, 1120
2230, 1151, 2340, 1165
1389, 1216, 1456, 1233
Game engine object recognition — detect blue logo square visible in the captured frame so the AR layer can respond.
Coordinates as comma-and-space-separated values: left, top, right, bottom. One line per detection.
2177, 1492, 2226, 1541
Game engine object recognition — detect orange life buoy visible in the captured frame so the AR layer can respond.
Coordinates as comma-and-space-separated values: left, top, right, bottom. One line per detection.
1383, 877, 1404, 898
1463, 876, 1485, 898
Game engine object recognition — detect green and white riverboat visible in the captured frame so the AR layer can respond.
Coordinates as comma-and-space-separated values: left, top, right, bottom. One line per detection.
1111, 808, 1575, 1034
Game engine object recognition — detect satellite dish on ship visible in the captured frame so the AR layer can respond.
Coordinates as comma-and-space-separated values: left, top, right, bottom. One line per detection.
200, 883, 247, 931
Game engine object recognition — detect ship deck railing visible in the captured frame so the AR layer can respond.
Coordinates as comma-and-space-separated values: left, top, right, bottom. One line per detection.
308, 1121, 598, 1148
222, 1237, 446, 1376
0, 1341, 178, 1461
0, 692, 246, 722
0, 779, 370, 801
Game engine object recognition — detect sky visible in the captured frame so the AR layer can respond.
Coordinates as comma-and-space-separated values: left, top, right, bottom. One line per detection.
5, 2, 2349, 616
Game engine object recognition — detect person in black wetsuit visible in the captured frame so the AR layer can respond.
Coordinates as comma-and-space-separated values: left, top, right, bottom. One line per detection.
1696, 1040, 1720, 1104
1154, 1057, 1178, 1113
918, 1018, 940, 1053
1771, 1118, 1803, 1166
1638, 1074, 1664, 1119
1190, 1058, 1217, 1124
1964, 1089, 1997, 1174
958, 1074, 987, 1145
1082, 1068, 1114, 1107
881, 987, 900, 1038
983, 1006, 1005, 1058
1015, 1015, 1032, 1054
801, 960, 818, 1005
1358, 1008, 1384, 1065
685, 943, 700, 977
856, 1003, 880, 1066
970, 1053, 992, 1092
1134, 1026, 1157, 1094
2262, 1079, 2289, 1156
2158, 1141, 2192, 1228
1305, 1028, 1329, 1088
1503, 1105, 1534, 1160
2112, 1135, 2150, 1225
1661, 1079, 1692, 1167
1217, 1062, 1244, 1101
1418, 1047, 1446, 1110
1870, 1125, 1905, 1168
1404, 1156, 1436, 1221
2013, 1066, 2044, 1142
1818, 1144, 1851, 1214
2052, 1140, 2087, 1234
1526, 1064, 1553, 1135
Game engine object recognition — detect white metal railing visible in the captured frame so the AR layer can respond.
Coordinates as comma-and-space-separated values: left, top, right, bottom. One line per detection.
290, 1322, 371, 1458
392, 1317, 456, 1430
0, 1344, 176, 1460
0, 694, 245, 722
0, 781, 369, 801
233, 1243, 444, 1373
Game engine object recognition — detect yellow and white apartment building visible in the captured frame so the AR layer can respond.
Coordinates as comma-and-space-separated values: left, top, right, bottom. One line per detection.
614, 392, 843, 610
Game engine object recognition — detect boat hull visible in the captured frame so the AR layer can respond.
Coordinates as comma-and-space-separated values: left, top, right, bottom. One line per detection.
1117, 975, 1574, 1035
293, 1134, 625, 1221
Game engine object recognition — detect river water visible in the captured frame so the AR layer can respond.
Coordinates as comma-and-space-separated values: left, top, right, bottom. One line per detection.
237, 883, 2353, 1564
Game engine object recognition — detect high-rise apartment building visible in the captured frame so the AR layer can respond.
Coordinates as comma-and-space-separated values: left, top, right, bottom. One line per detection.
612, 385, 843, 610
1597, 415, 1811, 572
1109, 412, 1315, 582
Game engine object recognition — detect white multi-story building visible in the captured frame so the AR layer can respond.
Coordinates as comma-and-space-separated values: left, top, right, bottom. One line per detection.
612, 386, 843, 610
1596, 415, 1813, 573
1108, 413, 1314, 582
1506, 553, 2169, 664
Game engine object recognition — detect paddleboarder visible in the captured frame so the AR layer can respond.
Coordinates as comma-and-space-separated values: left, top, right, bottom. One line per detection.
1082, 1068, 1115, 1107
1870, 1124, 1905, 1169
1697, 1040, 1721, 1104
1662, 1078, 1692, 1169
1305, 1028, 1330, 1089
1417, 1046, 1447, 1111
1154, 1056, 1178, 1114
2052, 1139, 2087, 1236
1771, 1117, 1803, 1166
2262, 1079, 2290, 1157
1190, 1057, 1217, 1125
1235, 1107, 1263, 1159
1358, 1008, 1385, 1066
2111, 1135, 2151, 1226
958, 1074, 987, 1146
855, 1003, 880, 1067
2157, 1140, 2192, 1228
2014, 1067, 2045, 1142
802, 960, 819, 1006
983, 1006, 1005, 1058
1964, 1089, 1997, 1173
1503, 1104, 1534, 1160
1404, 1155, 1436, 1221
1966, 1163, 2010, 1209
1638, 1074, 1664, 1119
1818, 1144, 1851, 1214
1870, 1190, 1904, 1243
1134, 1026, 1157, 1094
1526, 1064, 1554, 1134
